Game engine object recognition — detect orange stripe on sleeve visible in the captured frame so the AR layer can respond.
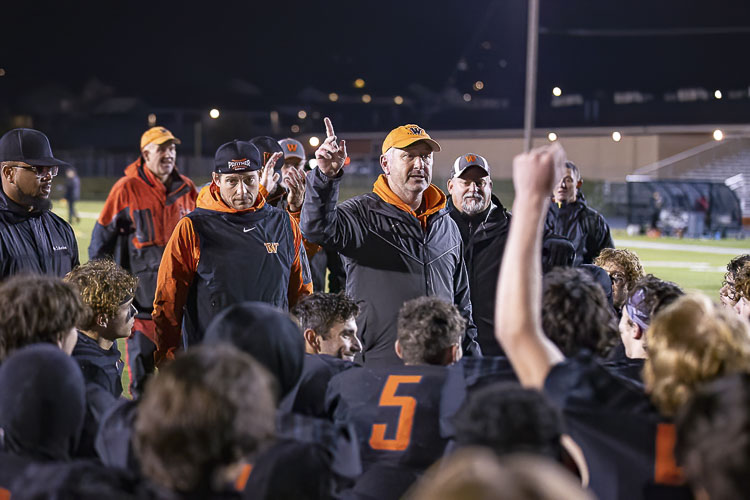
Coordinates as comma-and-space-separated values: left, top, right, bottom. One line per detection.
287, 213, 313, 307
152, 217, 200, 366
234, 463, 254, 491
287, 208, 321, 258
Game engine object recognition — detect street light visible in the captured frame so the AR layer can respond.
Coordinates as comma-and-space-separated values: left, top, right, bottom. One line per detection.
209, 108, 220, 119
547, 132, 557, 142
309, 136, 320, 147
552, 86, 562, 97
713, 129, 724, 141
354, 78, 365, 88
298, 110, 307, 119
329, 93, 339, 102
612, 131, 622, 142
394, 95, 404, 105
714, 90, 723, 99
362, 94, 372, 103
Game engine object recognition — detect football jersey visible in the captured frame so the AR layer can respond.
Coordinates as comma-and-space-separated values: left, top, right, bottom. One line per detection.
544, 351, 692, 500
326, 364, 450, 470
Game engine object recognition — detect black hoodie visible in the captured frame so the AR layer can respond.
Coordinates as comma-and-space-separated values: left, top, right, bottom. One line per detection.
0, 184, 79, 280
0, 344, 86, 489
448, 195, 511, 356
544, 192, 614, 266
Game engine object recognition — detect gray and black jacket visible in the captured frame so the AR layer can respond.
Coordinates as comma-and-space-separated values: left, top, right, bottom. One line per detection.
301, 169, 480, 367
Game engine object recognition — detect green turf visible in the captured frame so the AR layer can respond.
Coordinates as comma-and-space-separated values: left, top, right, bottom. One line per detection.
53, 199, 741, 397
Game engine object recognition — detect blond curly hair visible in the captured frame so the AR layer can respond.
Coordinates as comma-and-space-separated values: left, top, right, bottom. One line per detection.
644, 294, 750, 417
735, 261, 750, 301
594, 248, 644, 288
64, 259, 138, 330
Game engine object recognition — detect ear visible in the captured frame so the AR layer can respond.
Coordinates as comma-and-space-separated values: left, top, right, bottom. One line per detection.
379, 154, 390, 175
633, 325, 643, 340
446, 177, 454, 192
1, 165, 15, 183
211, 172, 220, 186
451, 344, 461, 364
394, 339, 403, 359
303, 329, 320, 352
96, 313, 108, 328
576, 179, 583, 189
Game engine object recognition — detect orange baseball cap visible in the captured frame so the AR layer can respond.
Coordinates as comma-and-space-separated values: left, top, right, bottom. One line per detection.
381, 124, 441, 155
140, 126, 181, 150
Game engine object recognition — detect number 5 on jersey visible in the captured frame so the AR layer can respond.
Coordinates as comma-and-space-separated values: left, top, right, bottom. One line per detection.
369, 375, 423, 451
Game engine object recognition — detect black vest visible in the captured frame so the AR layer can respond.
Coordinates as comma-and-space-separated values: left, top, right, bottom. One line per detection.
183, 204, 297, 346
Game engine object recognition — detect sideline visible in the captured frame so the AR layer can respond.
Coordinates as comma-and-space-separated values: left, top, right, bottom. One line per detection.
616, 239, 748, 256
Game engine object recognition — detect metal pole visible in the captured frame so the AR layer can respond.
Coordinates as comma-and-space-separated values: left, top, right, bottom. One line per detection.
523, 0, 540, 152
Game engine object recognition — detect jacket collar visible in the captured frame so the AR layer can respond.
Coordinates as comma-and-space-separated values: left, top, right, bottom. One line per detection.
196, 182, 266, 214
372, 174, 446, 229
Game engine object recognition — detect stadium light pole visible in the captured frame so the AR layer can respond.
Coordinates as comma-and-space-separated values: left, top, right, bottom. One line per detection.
523, 0, 540, 153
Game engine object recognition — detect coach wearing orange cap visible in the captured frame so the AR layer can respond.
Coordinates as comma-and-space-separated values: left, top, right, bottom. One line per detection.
301, 118, 480, 366
89, 126, 197, 397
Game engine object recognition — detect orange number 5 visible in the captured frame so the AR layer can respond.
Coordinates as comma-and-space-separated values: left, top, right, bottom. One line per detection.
369, 375, 423, 451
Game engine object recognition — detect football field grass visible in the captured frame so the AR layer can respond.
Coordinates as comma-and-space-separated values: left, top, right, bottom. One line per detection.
53, 200, 746, 397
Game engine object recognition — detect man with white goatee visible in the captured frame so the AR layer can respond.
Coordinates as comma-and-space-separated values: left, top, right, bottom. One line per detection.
447, 153, 511, 356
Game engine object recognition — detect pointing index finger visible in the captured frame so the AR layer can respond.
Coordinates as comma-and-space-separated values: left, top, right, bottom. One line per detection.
324, 117, 336, 139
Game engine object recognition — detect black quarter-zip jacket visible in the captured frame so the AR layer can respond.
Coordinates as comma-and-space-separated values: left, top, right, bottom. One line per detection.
448, 195, 511, 356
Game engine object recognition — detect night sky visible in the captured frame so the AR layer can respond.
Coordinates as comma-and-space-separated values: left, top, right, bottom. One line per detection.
3, 0, 750, 131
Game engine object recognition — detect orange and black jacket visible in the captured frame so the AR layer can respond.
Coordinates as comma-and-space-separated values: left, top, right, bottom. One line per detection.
89, 159, 197, 319
152, 183, 313, 364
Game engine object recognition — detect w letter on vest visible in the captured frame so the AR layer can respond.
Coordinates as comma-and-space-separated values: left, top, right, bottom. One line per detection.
264, 242, 279, 254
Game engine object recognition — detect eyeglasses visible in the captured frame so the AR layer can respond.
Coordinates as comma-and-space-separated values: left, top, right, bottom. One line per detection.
13, 165, 59, 178
608, 272, 626, 285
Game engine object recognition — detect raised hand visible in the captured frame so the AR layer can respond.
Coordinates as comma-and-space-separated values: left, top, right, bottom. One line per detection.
511, 143, 566, 201
260, 151, 283, 194
285, 166, 306, 212
315, 117, 348, 177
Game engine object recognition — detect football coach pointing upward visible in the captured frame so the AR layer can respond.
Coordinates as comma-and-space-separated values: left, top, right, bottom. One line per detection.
301, 118, 480, 367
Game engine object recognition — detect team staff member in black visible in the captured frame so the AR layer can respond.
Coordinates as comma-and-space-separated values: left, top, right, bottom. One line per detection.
0, 128, 78, 279
302, 118, 479, 366
545, 161, 613, 266
447, 153, 511, 355
153, 140, 312, 364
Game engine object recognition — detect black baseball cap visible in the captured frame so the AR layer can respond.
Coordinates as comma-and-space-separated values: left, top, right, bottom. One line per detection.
214, 140, 262, 173
0, 128, 71, 167
249, 136, 285, 170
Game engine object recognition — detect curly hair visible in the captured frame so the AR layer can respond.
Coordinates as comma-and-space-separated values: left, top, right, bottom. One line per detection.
734, 261, 750, 301
541, 267, 618, 357
134, 344, 276, 493
64, 259, 138, 330
397, 296, 465, 365
594, 248, 644, 289
290, 292, 360, 339
644, 294, 750, 417
454, 383, 563, 460
0, 275, 84, 362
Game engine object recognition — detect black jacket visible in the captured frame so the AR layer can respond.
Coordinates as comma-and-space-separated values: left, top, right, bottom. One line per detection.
544, 193, 614, 266
301, 169, 480, 367
0, 185, 79, 280
448, 196, 511, 356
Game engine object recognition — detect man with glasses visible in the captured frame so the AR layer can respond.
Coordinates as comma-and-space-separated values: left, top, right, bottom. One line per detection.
0, 128, 79, 279
446, 153, 511, 355
301, 118, 480, 367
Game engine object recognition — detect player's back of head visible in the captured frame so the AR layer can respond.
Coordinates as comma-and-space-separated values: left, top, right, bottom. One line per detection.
133, 344, 276, 494
676, 372, 750, 500
644, 294, 750, 417
0, 344, 86, 461
453, 382, 563, 461
0, 274, 84, 361
407, 448, 592, 500
204, 301, 304, 398
397, 296, 465, 366
541, 267, 617, 357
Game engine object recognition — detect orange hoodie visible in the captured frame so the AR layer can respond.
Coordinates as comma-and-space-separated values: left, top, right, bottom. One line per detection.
152, 183, 312, 365
372, 174, 447, 229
